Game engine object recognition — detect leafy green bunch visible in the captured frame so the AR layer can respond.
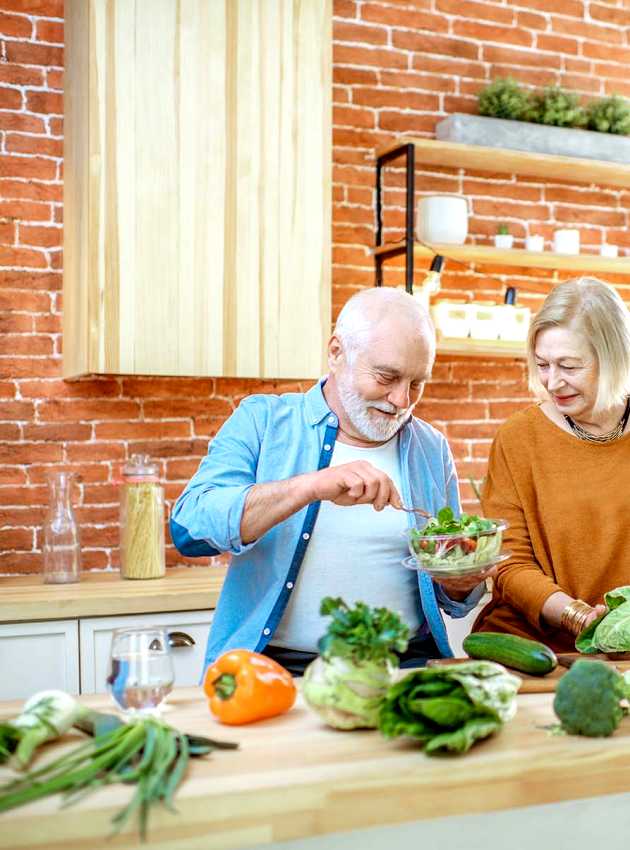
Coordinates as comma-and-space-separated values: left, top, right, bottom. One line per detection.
586, 95, 630, 135
576, 586, 630, 654
417, 506, 495, 537
478, 77, 531, 121
526, 86, 587, 127
378, 660, 521, 755
317, 596, 410, 665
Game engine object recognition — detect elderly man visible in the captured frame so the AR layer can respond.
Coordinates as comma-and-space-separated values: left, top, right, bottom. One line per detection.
171, 288, 487, 674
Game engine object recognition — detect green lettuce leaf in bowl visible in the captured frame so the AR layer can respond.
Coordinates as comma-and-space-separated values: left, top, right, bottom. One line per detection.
406, 507, 506, 572
576, 586, 630, 654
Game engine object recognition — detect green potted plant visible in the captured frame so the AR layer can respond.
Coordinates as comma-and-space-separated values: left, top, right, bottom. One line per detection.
494, 223, 513, 250
586, 95, 630, 136
526, 86, 586, 128
478, 77, 531, 121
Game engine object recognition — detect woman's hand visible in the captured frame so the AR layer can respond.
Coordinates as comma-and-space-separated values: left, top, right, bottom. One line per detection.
582, 603, 607, 630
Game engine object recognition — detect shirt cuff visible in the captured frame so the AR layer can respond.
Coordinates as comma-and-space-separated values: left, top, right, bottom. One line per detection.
434, 581, 486, 618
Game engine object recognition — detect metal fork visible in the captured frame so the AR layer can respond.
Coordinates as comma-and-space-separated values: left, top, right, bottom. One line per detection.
399, 505, 431, 519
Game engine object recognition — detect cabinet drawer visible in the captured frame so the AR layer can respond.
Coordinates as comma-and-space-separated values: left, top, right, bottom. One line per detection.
79, 610, 213, 694
0, 620, 79, 700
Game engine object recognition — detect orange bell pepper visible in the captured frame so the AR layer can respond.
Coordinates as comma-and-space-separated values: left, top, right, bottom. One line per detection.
203, 649, 297, 725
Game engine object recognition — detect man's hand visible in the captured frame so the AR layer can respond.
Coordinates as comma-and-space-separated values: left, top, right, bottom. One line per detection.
433, 566, 494, 602
305, 461, 403, 511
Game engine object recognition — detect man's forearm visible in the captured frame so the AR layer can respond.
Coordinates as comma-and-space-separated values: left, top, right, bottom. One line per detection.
240, 473, 316, 544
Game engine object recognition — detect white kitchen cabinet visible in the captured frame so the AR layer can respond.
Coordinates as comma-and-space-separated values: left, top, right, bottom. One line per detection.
79, 609, 213, 694
0, 620, 80, 700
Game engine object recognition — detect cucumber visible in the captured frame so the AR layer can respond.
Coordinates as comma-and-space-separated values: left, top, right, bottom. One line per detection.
462, 632, 558, 676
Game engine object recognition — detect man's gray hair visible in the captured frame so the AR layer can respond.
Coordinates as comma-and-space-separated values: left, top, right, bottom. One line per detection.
334, 287, 433, 364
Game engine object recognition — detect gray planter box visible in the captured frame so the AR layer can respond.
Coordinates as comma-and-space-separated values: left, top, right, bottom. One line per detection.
436, 113, 630, 164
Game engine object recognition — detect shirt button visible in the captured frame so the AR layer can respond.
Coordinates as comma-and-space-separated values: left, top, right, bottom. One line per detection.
328, 415, 336, 424
286, 581, 294, 589
263, 628, 271, 636
302, 532, 310, 540
324, 443, 331, 451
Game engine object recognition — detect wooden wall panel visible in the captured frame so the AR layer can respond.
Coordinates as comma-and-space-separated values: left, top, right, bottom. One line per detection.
64, 0, 331, 379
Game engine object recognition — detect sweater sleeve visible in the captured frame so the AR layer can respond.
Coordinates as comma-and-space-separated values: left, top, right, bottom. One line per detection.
482, 428, 561, 631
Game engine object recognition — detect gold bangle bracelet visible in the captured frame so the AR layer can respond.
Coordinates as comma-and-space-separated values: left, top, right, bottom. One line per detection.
560, 600, 594, 636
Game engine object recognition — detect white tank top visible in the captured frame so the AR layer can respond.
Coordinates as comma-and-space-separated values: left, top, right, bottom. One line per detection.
271, 434, 420, 652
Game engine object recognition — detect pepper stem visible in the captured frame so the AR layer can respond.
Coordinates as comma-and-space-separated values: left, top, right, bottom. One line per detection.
212, 673, 237, 700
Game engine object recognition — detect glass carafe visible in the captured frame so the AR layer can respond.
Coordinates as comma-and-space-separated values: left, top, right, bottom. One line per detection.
42, 471, 81, 584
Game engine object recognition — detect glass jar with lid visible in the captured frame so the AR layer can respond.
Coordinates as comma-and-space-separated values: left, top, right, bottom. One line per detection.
119, 454, 165, 580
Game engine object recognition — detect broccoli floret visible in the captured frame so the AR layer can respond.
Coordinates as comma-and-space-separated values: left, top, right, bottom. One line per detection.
553, 659, 627, 737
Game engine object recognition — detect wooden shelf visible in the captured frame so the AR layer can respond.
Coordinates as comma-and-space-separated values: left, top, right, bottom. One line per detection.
376, 137, 630, 189
436, 337, 526, 359
374, 240, 630, 275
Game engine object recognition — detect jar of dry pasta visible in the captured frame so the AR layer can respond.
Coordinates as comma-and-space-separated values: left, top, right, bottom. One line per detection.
119, 454, 165, 580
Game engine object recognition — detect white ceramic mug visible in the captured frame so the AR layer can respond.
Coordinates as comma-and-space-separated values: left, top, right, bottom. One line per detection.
553, 228, 580, 255
416, 195, 469, 245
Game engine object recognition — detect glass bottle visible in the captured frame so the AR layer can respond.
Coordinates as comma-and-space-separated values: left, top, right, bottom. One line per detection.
120, 454, 165, 580
42, 471, 81, 584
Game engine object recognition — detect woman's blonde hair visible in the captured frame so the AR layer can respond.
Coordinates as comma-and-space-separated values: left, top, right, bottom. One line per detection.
527, 276, 630, 413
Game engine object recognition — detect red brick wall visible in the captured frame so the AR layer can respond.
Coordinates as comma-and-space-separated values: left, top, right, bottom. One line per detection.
0, 0, 628, 574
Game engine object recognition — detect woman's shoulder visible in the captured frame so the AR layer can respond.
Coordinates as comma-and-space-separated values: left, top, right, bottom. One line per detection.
493, 403, 545, 445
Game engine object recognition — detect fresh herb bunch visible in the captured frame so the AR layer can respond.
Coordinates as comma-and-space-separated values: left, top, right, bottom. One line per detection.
526, 86, 586, 128
418, 506, 494, 537
317, 597, 410, 665
478, 77, 531, 121
497, 223, 510, 235
586, 95, 630, 135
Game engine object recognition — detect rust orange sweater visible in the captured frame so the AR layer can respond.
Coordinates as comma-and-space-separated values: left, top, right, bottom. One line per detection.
473, 404, 630, 652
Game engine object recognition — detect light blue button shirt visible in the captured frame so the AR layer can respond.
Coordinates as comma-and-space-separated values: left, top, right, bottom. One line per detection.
170, 380, 484, 670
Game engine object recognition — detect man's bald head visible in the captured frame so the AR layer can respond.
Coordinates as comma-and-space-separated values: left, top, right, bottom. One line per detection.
333, 287, 435, 364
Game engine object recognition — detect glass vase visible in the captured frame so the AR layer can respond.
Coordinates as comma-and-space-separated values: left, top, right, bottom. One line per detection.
42, 471, 81, 584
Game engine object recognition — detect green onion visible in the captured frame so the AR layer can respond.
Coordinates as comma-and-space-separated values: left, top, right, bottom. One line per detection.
0, 716, 237, 840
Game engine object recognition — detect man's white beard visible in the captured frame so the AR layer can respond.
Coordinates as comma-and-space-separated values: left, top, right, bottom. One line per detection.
337, 371, 412, 441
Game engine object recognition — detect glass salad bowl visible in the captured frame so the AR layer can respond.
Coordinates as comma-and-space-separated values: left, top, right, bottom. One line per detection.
403, 510, 509, 579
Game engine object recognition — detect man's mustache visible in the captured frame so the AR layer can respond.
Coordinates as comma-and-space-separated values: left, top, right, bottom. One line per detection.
369, 401, 409, 417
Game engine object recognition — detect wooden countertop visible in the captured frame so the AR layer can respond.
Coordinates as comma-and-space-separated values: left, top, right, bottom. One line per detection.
0, 567, 226, 623
2, 686, 630, 849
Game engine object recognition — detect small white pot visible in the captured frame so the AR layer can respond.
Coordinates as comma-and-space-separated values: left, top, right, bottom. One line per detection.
526, 235, 545, 252
494, 234, 514, 249
553, 228, 580, 255
416, 195, 469, 245
600, 243, 619, 258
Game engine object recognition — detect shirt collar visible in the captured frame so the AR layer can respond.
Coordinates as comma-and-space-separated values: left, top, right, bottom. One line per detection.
304, 377, 338, 427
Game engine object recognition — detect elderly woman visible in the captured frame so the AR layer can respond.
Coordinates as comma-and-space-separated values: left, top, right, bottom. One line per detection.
473, 277, 630, 651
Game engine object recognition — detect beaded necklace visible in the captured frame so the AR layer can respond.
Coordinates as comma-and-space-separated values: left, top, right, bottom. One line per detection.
564, 397, 630, 444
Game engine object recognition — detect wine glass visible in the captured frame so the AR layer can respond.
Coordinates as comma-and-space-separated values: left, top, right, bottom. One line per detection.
107, 627, 174, 716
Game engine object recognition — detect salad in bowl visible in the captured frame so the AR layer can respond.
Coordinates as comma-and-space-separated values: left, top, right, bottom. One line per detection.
404, 507, 509, 579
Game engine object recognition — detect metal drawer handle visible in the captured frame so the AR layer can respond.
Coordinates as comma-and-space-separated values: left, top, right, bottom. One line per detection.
168, 631, 195, 648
